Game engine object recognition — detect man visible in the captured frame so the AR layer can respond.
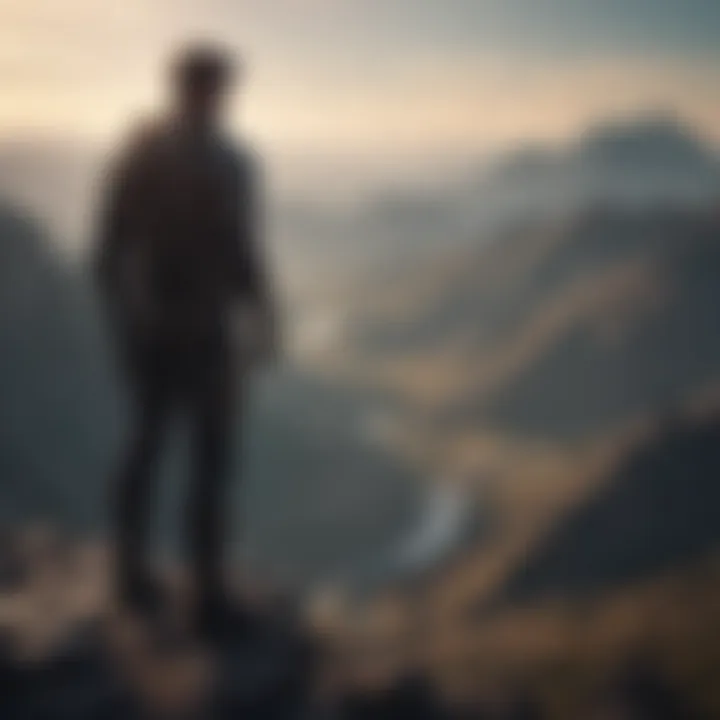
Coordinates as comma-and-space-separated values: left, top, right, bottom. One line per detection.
96, 45, 276, 637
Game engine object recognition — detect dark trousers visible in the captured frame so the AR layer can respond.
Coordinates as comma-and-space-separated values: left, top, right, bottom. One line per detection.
114, 328, 238, 606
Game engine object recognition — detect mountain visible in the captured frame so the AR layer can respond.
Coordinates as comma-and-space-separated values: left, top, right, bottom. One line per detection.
493, 413, 720, 607
474, 113, 720, 219
471, 206, 720, 438
0, 203, 114, 530
348, 204, 720, 441
277, 113, 720, 286
0, 138, 99, 247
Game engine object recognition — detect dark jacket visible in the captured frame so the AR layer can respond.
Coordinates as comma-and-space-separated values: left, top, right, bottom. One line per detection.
96, 119, 268, 345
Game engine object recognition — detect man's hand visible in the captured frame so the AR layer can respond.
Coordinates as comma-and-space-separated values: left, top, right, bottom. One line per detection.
231, 301, 281, 369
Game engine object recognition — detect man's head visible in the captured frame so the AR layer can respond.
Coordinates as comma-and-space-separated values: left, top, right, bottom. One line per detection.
171, 44, 238, 129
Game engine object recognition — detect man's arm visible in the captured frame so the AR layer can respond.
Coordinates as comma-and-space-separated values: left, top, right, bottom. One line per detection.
230, 150, 279, 361
232, 151, 270, 305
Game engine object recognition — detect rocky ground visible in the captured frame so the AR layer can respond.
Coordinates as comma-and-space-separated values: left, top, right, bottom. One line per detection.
0, 527, 316, 719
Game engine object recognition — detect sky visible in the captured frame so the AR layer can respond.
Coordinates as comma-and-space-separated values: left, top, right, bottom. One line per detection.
0, 0, 718, 172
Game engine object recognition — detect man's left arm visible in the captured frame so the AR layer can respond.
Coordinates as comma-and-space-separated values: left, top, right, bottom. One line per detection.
229, 150, 280, 363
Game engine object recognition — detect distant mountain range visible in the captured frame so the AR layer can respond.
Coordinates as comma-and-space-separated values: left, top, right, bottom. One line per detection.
470, 113, 720, 221
278, 113, 720, 280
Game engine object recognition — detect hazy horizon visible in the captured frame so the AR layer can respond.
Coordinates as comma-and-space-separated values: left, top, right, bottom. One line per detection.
0, 0, 717, 159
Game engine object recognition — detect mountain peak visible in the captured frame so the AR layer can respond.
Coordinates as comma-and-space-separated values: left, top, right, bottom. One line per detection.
575, 112, 715, 167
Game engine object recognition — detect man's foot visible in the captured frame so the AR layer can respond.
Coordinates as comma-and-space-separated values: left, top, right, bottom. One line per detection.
117, 572, 165, 618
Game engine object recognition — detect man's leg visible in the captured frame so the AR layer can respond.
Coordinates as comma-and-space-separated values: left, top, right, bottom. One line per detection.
114, 366, 170, 608
187, 340, 238, 627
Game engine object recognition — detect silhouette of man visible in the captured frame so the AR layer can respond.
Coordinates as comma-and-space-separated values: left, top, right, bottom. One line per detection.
96, 45, 275, 637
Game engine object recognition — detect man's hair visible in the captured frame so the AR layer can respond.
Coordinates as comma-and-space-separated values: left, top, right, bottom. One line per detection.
171, 44, 237, 92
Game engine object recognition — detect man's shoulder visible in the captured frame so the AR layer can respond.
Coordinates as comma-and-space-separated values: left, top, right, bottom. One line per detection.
126, 117, 167, 151
112, 117, 169, 174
